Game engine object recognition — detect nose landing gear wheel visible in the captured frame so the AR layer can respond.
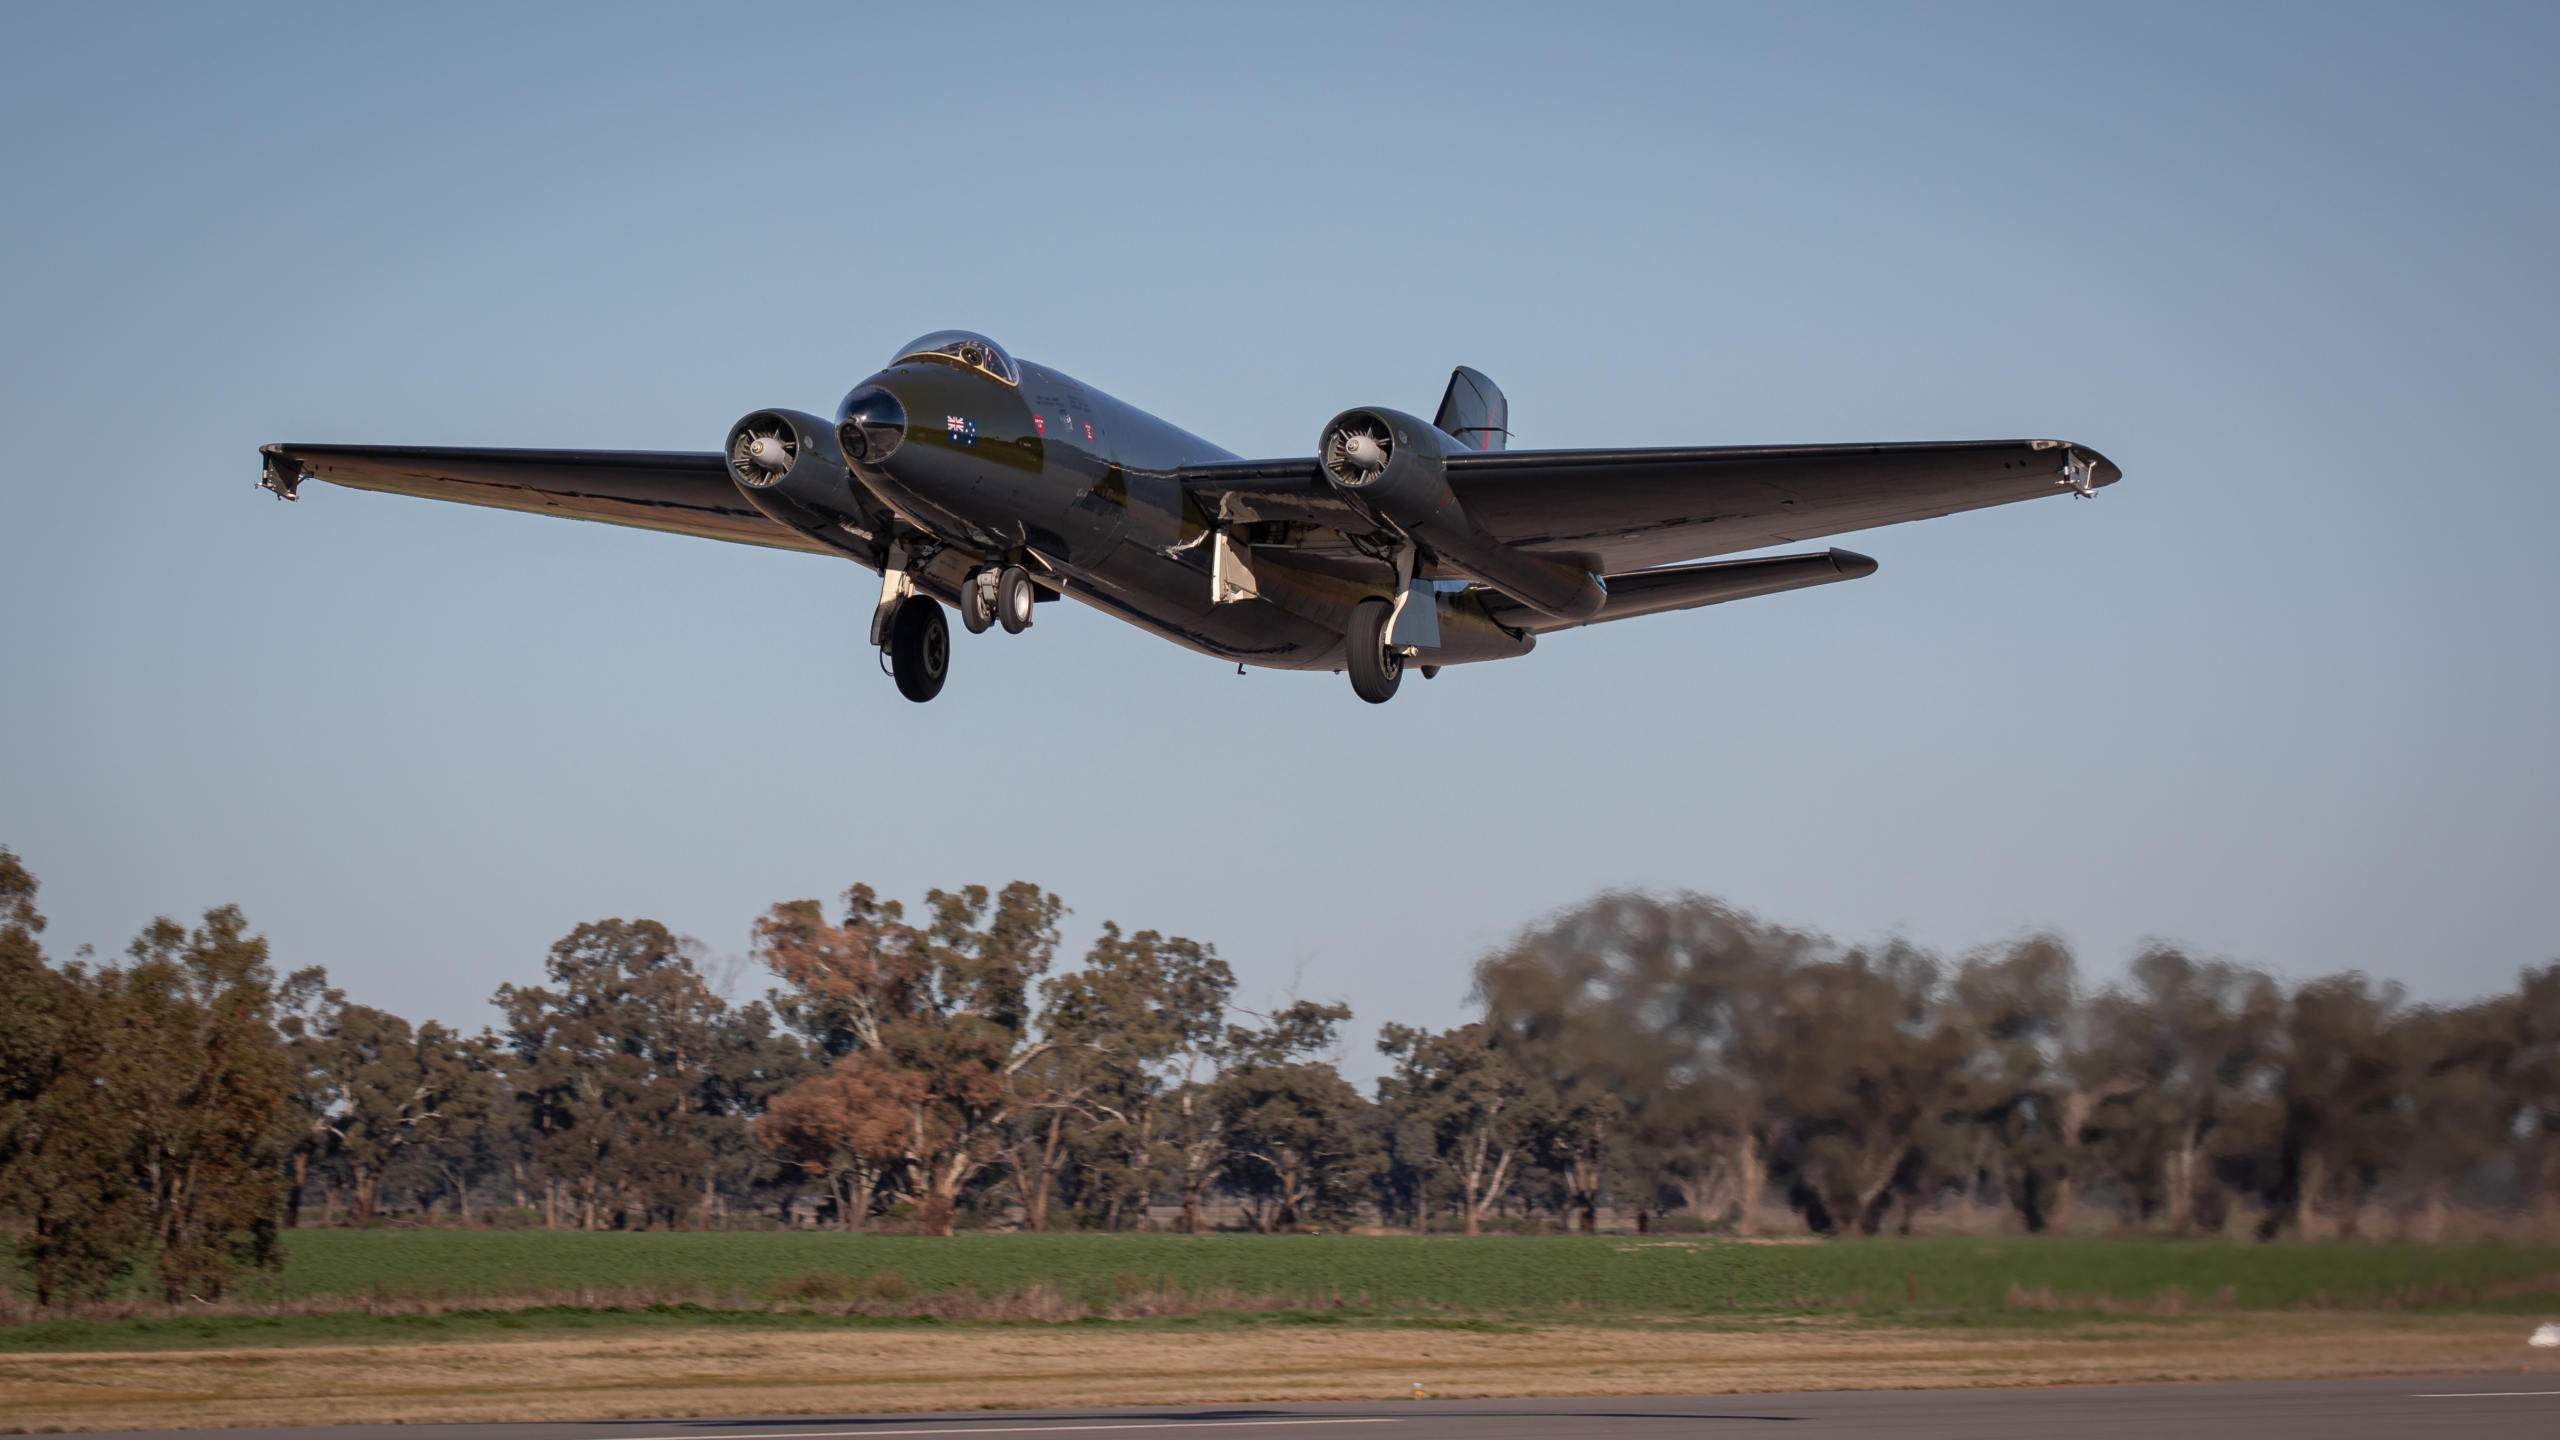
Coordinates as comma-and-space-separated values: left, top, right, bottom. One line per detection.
996, 565, 1037, 634
887, 595, 950, 703
1344, 597, 1403, 704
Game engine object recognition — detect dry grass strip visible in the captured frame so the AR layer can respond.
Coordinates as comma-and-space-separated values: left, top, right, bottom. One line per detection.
0, 1315, 2549, 1432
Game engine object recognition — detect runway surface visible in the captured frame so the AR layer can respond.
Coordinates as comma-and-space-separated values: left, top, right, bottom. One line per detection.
64, 1377, 2559, 1439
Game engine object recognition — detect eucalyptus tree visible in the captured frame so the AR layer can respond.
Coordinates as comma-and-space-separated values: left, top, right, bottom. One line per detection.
108, 906, 296, 1299
495, 918, 732, 1229
1027, 922, 1233, 1230
2259, 973, 2410, 1238
1218, 1000, 1372, 1230
1375, 1021, 1542, 1234
1947, 936, 2148, 1233
280, 976, 490, 1223
756, 881, 1065, 1234
0, 850, 148, 1301
2081, 947, 2282, 1233
1772, 941, 1970, 1235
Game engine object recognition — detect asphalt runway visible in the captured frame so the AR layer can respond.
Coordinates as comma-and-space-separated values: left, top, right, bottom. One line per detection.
67, 1377, 2559, 1440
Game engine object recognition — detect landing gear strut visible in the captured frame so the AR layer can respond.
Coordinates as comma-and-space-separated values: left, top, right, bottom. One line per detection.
1345, 597, 1403, 704
886, 595, 949, 703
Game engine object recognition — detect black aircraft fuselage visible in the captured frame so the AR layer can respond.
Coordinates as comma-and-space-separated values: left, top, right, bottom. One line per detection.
259, 328, 2121, 703
839, 350, 1346, 670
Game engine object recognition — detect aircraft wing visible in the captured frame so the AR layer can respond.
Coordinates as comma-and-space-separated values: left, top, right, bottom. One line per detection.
1182, 438, 2118, 576
257, 443, 829, 555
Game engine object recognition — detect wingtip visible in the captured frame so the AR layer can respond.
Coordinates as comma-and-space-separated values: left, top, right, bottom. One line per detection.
257, 445, 307, 500
1827, 548, 1880, 579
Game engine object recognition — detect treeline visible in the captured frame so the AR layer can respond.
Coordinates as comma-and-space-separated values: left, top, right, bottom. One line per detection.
4, 847, 2557, 1304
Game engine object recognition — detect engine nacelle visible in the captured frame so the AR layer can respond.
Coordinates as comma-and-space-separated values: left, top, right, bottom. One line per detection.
1320, 405, 1461, 532
1318, 406, 1605, 622
724, 407, 887, 544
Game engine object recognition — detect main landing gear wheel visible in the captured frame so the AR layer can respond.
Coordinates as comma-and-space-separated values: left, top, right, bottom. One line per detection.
996, 564, 1037, 634
887, 594, 950, 703
1345, 597, 1403, 704
958, 569, 997, 634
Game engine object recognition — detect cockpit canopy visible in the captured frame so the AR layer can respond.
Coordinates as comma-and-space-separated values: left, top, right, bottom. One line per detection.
891, 330, 1019, 386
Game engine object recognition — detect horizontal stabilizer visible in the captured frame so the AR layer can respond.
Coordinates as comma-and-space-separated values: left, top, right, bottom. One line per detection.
1482, 549, 1877, 633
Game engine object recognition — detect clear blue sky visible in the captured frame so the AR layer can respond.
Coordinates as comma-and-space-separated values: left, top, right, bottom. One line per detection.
3, 4, 2553, 1064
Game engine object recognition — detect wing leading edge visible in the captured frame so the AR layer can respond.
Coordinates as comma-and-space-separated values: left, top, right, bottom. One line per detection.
257, 443, 826, 555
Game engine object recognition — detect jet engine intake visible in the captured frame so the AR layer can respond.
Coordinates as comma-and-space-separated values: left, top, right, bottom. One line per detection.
1317, 406, 1604, 622
724, 407, 880, 541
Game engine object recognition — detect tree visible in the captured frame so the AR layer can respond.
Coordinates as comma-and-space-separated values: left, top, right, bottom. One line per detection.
1776, 942, 1969, 1235
1473, 895, 1654, 1233
2257, 973, 2410, 1238
1475, 892, 1829, 1235
2397, 997, 2519, 1239
495, 919, 731, 1230
110, 907, 296, 1300
757, 881, 1065, 1234
0, 850, 148, 1302
1949, 936, 2138, 1234
690, 998, 804, 1229
2081, 947, 2281, 1234
1031, 922, 1235, 1231
1219, 1001, 1372, 1230
280, 978, 488, 1224
755, 1056, 920, 1228
1376, 1022, 1541, 1234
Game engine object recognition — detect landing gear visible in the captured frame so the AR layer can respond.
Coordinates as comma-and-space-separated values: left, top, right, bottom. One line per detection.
995, 565, 1036, 634
958, 569, 997, 634
1345, 597, 1403, 704
887, 595, 949, 703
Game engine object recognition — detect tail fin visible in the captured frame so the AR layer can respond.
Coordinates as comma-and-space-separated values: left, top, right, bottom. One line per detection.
1433, 366, 1509, 451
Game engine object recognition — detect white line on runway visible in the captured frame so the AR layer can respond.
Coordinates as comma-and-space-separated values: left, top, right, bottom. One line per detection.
2412, 1391, 2560, 1398
593, 1414, 1402, 1424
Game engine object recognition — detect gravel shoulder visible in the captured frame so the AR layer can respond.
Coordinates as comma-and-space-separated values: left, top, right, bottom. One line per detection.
2, 1313, 2551, 1432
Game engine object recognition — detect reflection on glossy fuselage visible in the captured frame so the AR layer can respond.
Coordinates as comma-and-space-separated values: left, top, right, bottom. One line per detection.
842, 355, 1357, 670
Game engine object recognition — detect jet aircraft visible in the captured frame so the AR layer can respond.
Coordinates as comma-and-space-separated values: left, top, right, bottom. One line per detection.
259, 330, 2119, 703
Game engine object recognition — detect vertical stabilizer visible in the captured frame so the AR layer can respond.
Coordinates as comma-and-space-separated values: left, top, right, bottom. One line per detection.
1433, 366, 1509, 451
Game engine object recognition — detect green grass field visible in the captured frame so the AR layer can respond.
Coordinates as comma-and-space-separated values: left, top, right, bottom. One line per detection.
6, 1232, 2555, 1353
240, 1230, 2560, 1312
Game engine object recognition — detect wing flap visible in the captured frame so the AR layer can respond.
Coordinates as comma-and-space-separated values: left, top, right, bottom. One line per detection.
258, 442, 828, 555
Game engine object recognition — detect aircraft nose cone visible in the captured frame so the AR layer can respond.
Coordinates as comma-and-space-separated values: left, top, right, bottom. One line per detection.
837, 385, 907, 466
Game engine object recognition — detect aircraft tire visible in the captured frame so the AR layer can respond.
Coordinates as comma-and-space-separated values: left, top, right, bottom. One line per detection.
888, 595, 950, 703
1345, 597, 1403, 704
958, 570, 996, 634
996, 565, 1037, 634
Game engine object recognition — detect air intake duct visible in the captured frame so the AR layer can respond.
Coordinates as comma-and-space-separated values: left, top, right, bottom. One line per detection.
1318, 406, 1605, 622
724, 407, 877, 539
